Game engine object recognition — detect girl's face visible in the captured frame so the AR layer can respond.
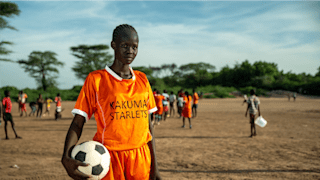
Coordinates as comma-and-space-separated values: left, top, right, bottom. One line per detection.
112, 30, 139, 65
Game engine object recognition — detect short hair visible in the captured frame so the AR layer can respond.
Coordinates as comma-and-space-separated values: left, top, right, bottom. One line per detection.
185, 91, 189, 96
112, 24, 138, 42
171, 91, 174, 94
57, 93, 60, 96
4, 90, 9, 96
250, 89, 255, 95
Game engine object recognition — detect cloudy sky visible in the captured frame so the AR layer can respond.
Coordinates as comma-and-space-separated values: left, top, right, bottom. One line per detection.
1, 1, 319, 89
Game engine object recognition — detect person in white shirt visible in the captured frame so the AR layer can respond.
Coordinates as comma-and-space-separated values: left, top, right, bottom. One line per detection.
245, 89, 261, 138
162, 90, 169, 120
169, 91, 176, 117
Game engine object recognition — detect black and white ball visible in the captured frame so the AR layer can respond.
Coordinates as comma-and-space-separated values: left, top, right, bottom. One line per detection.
71, 141, 110, 180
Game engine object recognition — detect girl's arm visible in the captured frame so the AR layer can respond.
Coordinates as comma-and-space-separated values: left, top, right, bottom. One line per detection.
245, 103, 249, 117
148, 115, 162, 180
61, 114, 91, 180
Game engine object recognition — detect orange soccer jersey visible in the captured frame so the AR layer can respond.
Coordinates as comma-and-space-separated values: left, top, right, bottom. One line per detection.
55, 97, 62, 107
182, 95, 192, 118
193, 92, 199, 105
72, 66, 157, 151
154, 95, 165, 115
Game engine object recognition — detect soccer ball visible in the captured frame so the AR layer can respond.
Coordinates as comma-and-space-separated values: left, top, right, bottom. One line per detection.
71, 141, 110, 180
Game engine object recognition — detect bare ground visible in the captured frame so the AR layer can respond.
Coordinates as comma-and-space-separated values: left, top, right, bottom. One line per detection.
0, 97, 319, 180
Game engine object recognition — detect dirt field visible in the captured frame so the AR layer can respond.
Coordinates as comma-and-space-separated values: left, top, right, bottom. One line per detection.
0, 97, 319, 180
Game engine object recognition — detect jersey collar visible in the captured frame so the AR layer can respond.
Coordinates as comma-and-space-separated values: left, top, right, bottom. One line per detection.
105, 65, 136, 81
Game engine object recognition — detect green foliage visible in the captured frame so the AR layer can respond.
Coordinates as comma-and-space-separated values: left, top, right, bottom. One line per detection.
132, 66, 153, 77
315, 66, 320, 77
0, 85, 82, 103
203, 94, 218, 99
18, 51, 64, 91
71, 44, 113, 81
0, 2, 20, 30
0, 2, 20, 62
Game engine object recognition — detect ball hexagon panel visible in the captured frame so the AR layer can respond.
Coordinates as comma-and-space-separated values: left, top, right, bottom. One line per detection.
75, 151, 86, 162
92, 164, 104, 175
95, 144, 106, 155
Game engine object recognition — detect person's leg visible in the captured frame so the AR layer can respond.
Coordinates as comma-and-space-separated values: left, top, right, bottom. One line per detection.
182, 117, 185, 128
4, 120, 9, 139
39, 105, 43, 117
188, 118, 192, 129
192, 104, 197, 118
192, 105, 195, 117
37, 106, 40, 117
249, 114, 255, 137
172, 104, 175, 117
10, 120, 21, 138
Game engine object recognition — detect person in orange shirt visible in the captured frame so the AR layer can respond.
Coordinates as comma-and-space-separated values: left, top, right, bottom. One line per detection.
55, 93, 62, 120
61, 24, 161, 180
154, 90, 165, 125
2, 90, 22, 140
192, 89, 199, 118
20, 91, 28, 117
182, 91, 192, 129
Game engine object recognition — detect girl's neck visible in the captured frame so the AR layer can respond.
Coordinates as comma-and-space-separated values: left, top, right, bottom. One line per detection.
110, 60, 132, 79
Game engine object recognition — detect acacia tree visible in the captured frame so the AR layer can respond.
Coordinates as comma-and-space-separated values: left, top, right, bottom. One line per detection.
0, 2, 20, 62
71, 44, 113, 81
18, 51, 64, 91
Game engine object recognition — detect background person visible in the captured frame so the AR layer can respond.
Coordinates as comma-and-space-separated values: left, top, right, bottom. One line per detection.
245, 89, 261, 137
162, 89, 169, 120
182, 91, 192, 129
29, 102, 37, 116
192, 89, 199, 118
2, 90, 22, 140
55, 93, 62, 120
43, 97, 53, 117
169, 91, 176, 118
37, 93, 44, 118
20, 90, 28, 117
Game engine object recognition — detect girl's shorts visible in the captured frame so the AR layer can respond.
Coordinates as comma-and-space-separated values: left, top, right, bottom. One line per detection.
102, 144, 151, 180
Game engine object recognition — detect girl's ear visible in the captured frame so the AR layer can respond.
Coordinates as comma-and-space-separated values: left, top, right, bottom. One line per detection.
111, 41, 116, 50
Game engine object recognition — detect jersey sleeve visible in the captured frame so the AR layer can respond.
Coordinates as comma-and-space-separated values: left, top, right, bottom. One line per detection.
71, 74, 97, 122
147, 81, 157, 114
255, 97, 260, 105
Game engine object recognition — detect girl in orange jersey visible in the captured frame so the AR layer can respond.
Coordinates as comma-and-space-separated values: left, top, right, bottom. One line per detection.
154, 90, 165, 125
61, 24, 161, 180
182, 91, 192, 129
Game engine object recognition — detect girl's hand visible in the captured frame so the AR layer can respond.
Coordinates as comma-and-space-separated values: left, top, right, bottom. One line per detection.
61, 155, 91, 180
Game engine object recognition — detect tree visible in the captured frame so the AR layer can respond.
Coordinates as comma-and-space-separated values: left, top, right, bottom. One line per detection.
179, 62, 215, 75
0, 2, 20, 62
18, 51, 64, 91
132, 66, 153, 78
316, 66, 320, 77
71, 44, 113, 81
